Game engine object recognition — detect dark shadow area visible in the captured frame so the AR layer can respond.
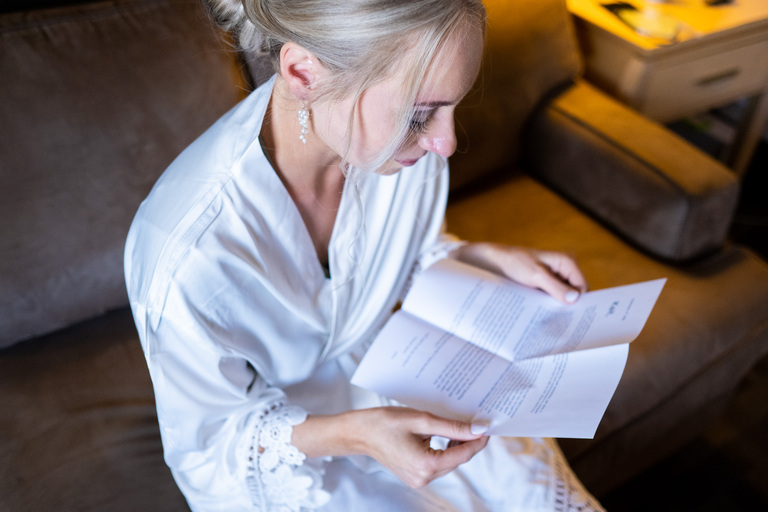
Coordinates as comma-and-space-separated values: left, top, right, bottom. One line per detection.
602, 106, 768, 511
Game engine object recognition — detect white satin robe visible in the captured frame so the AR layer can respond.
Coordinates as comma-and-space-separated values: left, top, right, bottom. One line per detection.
124, 77, 604, 512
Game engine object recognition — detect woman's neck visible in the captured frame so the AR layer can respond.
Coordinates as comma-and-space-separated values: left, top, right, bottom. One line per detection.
260, 79, 346, 270
261, 79, 343, 190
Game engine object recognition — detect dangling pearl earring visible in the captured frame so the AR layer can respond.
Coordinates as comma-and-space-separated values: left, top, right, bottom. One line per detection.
298, 103, 309, 144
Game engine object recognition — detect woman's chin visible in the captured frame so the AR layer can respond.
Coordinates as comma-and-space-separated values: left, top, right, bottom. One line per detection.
374, 162, 404, 176
375, 156, 423, 175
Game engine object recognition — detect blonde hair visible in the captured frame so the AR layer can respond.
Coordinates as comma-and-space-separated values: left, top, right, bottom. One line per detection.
206, 0, 485, 172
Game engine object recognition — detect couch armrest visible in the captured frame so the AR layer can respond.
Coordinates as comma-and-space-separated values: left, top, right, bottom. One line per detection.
523, 79, 740, 262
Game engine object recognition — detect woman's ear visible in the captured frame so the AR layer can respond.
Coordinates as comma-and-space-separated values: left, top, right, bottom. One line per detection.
279, 42, 321, 103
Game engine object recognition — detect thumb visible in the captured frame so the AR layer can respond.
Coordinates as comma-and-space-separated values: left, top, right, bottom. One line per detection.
418, 414, 489, 441
536, 275, 581, 304
534, 251, 587, 303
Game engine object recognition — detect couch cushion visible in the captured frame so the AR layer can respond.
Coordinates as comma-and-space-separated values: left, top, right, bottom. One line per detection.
446, 172, 768, 493
0, 308, 188, 512
449, 0, 582, 191
0, 0, 247, 348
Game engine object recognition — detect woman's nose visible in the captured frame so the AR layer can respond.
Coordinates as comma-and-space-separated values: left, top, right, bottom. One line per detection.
418, 114, 457, 158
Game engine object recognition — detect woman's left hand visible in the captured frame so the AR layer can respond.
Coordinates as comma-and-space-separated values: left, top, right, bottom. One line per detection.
451, 242, 588, 304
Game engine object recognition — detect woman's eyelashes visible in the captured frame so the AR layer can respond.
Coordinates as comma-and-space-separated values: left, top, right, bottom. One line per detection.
409, 108, 436, 134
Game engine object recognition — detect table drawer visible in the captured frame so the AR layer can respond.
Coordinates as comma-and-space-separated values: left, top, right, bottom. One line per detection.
640, 39, 768, 121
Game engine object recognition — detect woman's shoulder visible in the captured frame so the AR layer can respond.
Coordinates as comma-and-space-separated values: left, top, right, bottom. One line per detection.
130, 77, 277, 249
170, 76, 275, 180
124, 80, 278, 312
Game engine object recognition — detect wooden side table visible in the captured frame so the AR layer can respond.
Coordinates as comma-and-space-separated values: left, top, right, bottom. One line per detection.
567, 0, 768, 176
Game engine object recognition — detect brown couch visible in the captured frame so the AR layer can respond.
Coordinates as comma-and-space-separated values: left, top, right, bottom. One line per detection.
1, 0, 767, 510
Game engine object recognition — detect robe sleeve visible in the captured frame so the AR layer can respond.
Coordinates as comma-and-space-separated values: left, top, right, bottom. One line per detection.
413, 220, 467, 273
132, 277, 331, 512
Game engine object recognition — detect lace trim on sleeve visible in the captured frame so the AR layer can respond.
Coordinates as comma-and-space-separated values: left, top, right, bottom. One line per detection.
549, 440, 605, 512
246, 401, 331, 511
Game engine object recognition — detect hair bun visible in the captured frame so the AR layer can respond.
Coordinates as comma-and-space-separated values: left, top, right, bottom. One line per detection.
204, 0, 271, 54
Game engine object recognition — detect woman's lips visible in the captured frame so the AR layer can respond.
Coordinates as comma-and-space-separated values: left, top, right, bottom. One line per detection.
395, 158, 420, 167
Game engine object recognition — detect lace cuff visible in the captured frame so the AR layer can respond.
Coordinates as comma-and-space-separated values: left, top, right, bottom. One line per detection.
246, 401, 331, 511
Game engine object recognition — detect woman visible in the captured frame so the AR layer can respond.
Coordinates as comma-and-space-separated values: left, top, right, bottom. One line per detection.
124, 0, 603, 510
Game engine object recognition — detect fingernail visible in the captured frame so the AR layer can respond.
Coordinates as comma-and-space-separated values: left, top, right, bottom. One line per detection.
471, 423, 489, 436
565, 291, 580, 303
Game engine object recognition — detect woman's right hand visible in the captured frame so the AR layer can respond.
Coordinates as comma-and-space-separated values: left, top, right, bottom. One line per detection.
292, 407, 489, 488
